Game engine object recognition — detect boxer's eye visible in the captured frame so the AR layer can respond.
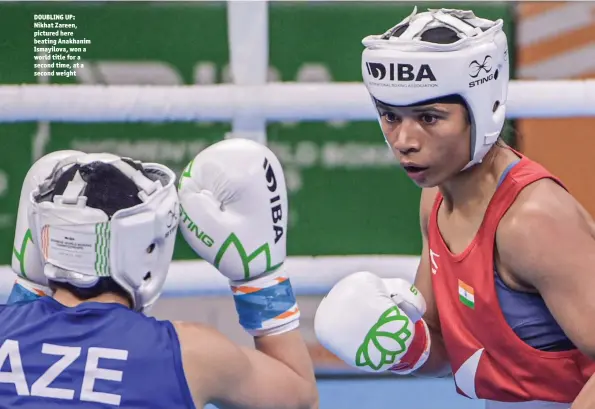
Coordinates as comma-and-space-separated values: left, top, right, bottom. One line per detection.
419, 114, 438, 125
380, 112, 400, 123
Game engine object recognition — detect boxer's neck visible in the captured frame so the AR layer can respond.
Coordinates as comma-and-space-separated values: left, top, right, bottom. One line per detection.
53, 287, 132, 309
439, 144, 518, 215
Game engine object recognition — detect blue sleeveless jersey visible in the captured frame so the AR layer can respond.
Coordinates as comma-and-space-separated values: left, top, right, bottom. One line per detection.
0, 297, 195, 409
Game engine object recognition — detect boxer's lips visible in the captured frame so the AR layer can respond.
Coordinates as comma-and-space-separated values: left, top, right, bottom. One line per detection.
401, 163, 429, 182
401, 163, 428, 173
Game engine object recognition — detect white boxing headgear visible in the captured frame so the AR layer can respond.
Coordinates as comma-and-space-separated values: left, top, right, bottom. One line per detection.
27, 153, 179, 312
12, 150, 86, 286
362, 8, 509, 170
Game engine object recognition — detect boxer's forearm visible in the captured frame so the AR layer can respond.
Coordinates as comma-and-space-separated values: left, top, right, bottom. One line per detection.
412, 325, 451, 377
572, 375, 595, 409
253, 329, 317, 386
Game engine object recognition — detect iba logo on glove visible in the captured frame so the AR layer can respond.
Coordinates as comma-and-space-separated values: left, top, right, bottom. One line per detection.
263, 157, 284, 244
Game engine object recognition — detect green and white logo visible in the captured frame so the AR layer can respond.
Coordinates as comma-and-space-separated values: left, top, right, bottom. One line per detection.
355, 306, 411, 371
214, 233, 282, 280
178, 159, 194, 190
13, 229, 33, 278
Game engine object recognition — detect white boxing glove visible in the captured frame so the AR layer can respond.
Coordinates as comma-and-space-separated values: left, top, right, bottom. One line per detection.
9, 150, 85, 303
178, 138, 298, 336
315, 271, 431, 374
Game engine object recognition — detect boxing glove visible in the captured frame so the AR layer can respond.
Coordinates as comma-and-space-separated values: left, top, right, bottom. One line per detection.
178, 138, 298, 336
314, 271, 431, 374
9, 150, 85, 303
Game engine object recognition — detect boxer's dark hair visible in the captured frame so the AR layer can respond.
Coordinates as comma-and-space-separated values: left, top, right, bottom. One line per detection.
374, 95, 471, 124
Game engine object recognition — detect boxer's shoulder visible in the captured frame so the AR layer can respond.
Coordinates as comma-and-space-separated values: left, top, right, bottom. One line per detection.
499, 177, 579, 239
496, 176, 588, 287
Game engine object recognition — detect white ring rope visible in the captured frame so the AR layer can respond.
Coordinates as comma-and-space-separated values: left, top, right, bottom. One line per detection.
4, 2, 593, 300
1, 80, 595, 123
0, 255, 420, 300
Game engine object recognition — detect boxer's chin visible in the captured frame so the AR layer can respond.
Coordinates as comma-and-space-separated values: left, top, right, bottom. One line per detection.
404, 166, 434, 187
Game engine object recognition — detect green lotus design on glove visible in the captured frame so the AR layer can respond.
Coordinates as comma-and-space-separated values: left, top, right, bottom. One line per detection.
355, 306, 411, 370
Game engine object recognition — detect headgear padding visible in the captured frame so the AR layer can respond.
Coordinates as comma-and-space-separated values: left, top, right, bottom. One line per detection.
28, 153, 179, 312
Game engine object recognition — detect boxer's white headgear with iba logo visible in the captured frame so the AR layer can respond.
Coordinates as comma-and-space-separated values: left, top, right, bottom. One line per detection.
28, 153, 179, 312
362, 8, 510, 170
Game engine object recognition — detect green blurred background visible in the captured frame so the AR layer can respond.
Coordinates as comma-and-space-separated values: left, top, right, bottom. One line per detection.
0, 1, 515, 264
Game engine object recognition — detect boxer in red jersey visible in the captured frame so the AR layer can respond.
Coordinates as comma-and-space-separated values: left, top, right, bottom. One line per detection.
315, 7, 595, 409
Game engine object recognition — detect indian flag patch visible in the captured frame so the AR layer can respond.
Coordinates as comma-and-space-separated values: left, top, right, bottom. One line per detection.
458, 280, 475, 309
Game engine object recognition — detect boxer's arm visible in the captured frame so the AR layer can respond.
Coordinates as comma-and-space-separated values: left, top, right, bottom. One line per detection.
497, 179, 595, 408
175, 321, 318, 409
413, 187, 451, 377
498, 179, 595, 359
572, 375, 595, 409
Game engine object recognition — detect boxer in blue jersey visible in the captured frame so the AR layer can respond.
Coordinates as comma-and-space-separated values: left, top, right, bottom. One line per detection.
3, 144, 317, 409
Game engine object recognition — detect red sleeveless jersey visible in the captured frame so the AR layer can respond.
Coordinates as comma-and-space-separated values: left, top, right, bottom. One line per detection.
428, 154, 595, 403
